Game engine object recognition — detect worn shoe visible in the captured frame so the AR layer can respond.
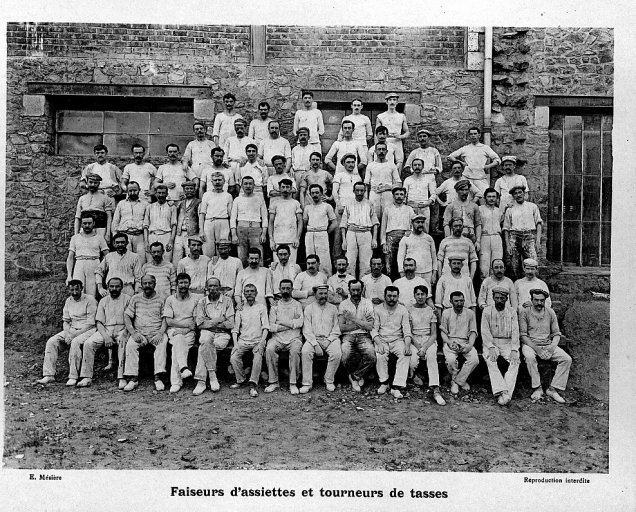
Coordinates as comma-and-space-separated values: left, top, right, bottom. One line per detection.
264, 383, 280, 393
460, 382, 471, 391
377, 384, 389, 395
227, 364, 235, 375
180, 368, 193, 380
169, 385, 181, 394
390, 388, 404, 399
210, 377, 221, 392
290, 384, 299, 395
123, 380, 138, 392
118, 379, 127, 390
497, 393, 508, 406
450, 381, 459, 395
349, 375, 361, 392
103, 362, 115, 371
76, 378, 92, 388
66, 379, 77, 387
37, 376, 55, 385
299, 385, 312, 394
531, 387, 544, 401
433, 391, 446, 406
249, 386, 258, 398
230, 382, 243, 389
154, 380, 165, 391
325, 383, 336, 392
413, 375, 424, 387
546, 388, 566, 404
358, 377, 365, 388
192, 381, 206, 396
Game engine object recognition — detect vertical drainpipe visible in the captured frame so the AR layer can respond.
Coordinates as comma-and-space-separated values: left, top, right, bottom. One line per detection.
483, 27, 493, 147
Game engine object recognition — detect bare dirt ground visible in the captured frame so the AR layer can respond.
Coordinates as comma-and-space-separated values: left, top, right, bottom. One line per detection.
3, 324, 608, 472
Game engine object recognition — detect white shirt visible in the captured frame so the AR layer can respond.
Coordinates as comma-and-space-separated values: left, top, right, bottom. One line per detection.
212, 112, 243, 148
259, 137, 292, 167
200, 190, 233, 220
338, 114, 372, 144
183, 139, 216, 178
248, 117, 274, 143
122, 162, 157, 194
448, 143, 501, 180
156, 163, 196, 202
294, 108, 324, 145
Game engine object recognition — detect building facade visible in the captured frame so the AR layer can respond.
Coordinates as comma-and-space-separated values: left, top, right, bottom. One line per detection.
5, 23, 613, 325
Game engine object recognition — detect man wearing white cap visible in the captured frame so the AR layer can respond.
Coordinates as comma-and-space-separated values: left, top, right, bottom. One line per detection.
447, 126, 501, 202
404, 128, 442, 176
376, 92, 410, 172
503, 185, 542, 278
514, 258, 551, 312
482, 286, 520, 405
520, 288, 571, 403
495, 156, 529, 211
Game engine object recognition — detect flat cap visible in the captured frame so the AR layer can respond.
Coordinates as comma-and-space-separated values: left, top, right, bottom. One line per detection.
216, 238, 232, 245
509, 184, 526, 194
188, 235, 203, 243
384, 92, 400, 100
491, 286, 510, 296
417, 128, 433, 136
523, 258, 538, 267
340, 153, 357, 164
448, 256, 465, 262
454, 179, 471, 190
412, 214, 427, 221
313, 284, 329, 291
501, 155, 517, 164
182, 180, 197, 187
529, 288, 550, 298
86, 173, 102, 182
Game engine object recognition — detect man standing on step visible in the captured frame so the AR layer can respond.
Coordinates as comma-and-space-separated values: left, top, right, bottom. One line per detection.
376, 92, 410, 173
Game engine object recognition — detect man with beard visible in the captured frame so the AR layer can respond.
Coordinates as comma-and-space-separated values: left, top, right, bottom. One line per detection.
293, 91, 325, 153
361, 256, 392, 307
339, 280, 376, 392
174, 181, 201, 261
478, 259, 517, 310
74, 173, 114, 243
193, 277, 235, 395
143, 184, 177, 263
182, 122, 215, 179
397, 214, 436, 283
292, 254, 328, 309
164, 273, 199, 394
122, 274, 168, 392
258, 120, 292, 177
300, 284, 342, 394
520, 289, 571, 404
199, 171, 233, 258
77, 277, 130, 389
122, 143, 156, 203
112, 181, 148, 262
96, 232, 143, 298
213, 93, 243, 148
364, 142, 401, 224
200, 147, 236, 197
482, 287, 520, 406
141, 242, 176, 300
269, 244, 301, 300
443, 179, 482, 248
514, 258, 552, 312
403, 158, 438, 233
67, 212, 109, 297
36, 280, 97, 386
223, 119, 255, 180
372, 285, 412, 399
207, 239, 243, 299
265, 279, 304, 395
437, 217, 478, 279
234, 248, 274, 309
268, 179, 303, 264
248, 101, 274, 144
230, 176, 268, 266
157, 144, 198, 206
176, 236, 210, 297
302, 184, 337, 276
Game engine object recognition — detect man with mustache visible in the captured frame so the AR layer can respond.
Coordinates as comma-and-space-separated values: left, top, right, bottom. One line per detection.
122, 143, 156, 203
112, 181, 148, 263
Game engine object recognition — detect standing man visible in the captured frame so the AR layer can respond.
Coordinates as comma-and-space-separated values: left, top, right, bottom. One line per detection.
495, 155, 529, 211
292, 254, 328, 309
248, 101, 274, 144
394, 258, 434, 309
478, 187, 504, 279
269, 244, 302, 298
325, 120, 367, 175
364, 141, 401, 223
230, 284, 269, 397
340, 182, 379, 278
514, 258, 552, 312
192, 277, 235, 395
207, 239, 243, 299
372, 286, 412, 399
327, 255, 356, 306
293, 91, 324, 153
436, 161, 476, 208
157, 144, 198, 207
299, 154, 333, 209
303, 184, 337, 276
440, 291, 479, 395
437, 218, 479, 278
338, 280, 376, 392
520, 289, 571, 403
223, 118, 255, 179
434, 257, 477, 315
176, 236, 210, 297
376, 92, 410, 173
141, 242, 176, 300
268, 179, 303, 264
121, 143, 156, 203
182, 122, 215, 179
199, 172, 233, 258
200, 147, 236, 197
112, 181, 148, 262
447, 126, 501, 202
174, 181, 201, 261
403, 158, 437, 232
369, 126, 401, 170
361, 256, 392, 307
234, 248, 274, 309
80, 144, 122, 198
443, 179, 483, 248
408, 284, 446, 405
212, 93, 243, 149
332, 154, 362, 255
67, 212, 109, 297
396, 214, 436, 282
300, 284, 342, 393
237, 145, 267, 197
478, 259, 517, 310
291, 127, 313, 192
163, 272, 199, 394
267, 157, 297, 206
381, 187, 415, 280
143, 184, 177, 263
95, 232, 143, 298
74, 173, 114, 243
338, 98, 373, 149
258, 120, 292, 176
265, 279, 304, 395
503, 185, 543, 279
36, 280, 97, 386
77, 277, 130, 389
482, 287, 520, 406
230, 176, 268, 266
121, 274, 168, 392
404, 128, 442, 176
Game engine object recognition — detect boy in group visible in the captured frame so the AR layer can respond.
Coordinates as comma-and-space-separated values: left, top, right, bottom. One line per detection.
303, 185, 337, 277
199, 171, 233, 258
67, 212, 109, 297
230, 284, 270, 397
376, 92, 410, 173
403, 158, 438, 233
80, 144, 122, 198
293, 91, 324, 153
364, 141, 401, 223
403, 128, 442, 176
408, 284, 445, 405
157, 144, 198, 207
212, 92, 243, 148
122, 143, 156, 203
182, 122, 215, 179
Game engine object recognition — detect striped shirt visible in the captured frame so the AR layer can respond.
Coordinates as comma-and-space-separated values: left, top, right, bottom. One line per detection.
340, 199, 379, 229
112, 199, 147, 234
144, 202, 177, 233
437, 236, 478, 277
443, 198, 482, 230
96, 293, 131, 331
96, 250, 143, 289
125, 292, 165, 337
481, 305, 519, 349
141, 261, 176, 299
177, 255, 211, 292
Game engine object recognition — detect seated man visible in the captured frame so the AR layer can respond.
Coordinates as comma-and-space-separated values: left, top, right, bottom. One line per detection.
327, 255, 355, 306
408, 284, 445, 406
482, 287, 520, 406
230, 284, 270, 397
338, 280, 376, 392
37, 280, 97, 386
265, 279, 304, 395
440, 291, 479, 395
300, 284, 342, 393
122, 275, 168, 392
163, 272, 199, 394
372, 286, 412, 399
520, 289, 571, 404
292, 254, 328, 309
514, 258, 552, 312
193, 277, 235, 395
77, 277, 130, 389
